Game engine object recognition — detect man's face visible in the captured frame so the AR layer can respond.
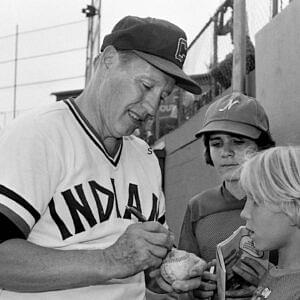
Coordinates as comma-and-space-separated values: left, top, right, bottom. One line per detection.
208, 133, 258, 182
97, 51, 175, 139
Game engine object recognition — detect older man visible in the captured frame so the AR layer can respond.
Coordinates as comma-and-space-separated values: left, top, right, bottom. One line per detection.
0, 16, 201, 299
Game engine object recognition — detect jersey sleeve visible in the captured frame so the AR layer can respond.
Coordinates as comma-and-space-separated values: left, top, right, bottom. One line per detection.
0, 117, 62, 238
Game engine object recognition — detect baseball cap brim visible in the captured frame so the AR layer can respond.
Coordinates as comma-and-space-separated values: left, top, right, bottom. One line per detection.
195, 120, 262, 139
133, 50, 202, 95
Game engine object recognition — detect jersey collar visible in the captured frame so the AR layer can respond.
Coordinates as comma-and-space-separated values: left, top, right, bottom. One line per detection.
64, 98, 123, 167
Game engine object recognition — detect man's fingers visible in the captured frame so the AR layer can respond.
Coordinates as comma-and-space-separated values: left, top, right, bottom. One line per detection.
143, 231, 174, 251
200, 270, 217, 282
172, 276, 202, 293
155, 275, 174, 293
140, 221, 169, 233
189, 260, 208, 277
146, 244, 169, 260
147, 268, 175, 293
226, 296, 252, 300
136, 222, 175, 249
106, 222, 175, 278
148, 268, 160, 278
193, 287, 216, 299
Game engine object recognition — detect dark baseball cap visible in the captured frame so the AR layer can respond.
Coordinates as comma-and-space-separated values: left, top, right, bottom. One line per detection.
195, 92, 270, 139
101, 16, 202, 95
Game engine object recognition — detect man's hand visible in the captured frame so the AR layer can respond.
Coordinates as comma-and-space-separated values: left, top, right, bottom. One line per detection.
103, 221, 174, 279
147, 259, 215, 296
146, 264, 203, 294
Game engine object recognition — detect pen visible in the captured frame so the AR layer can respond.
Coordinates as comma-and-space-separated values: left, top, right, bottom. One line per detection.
126, 205, 147, 222
126, 205, 177, 248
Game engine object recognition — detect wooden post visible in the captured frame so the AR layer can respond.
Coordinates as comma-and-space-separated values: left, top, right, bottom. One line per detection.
232, 0, 246, 93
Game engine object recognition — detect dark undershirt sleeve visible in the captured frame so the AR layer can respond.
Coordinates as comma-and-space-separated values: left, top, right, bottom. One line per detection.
269, 249, 279, 265
0, 212, 26, 243
178, 206, 200, 256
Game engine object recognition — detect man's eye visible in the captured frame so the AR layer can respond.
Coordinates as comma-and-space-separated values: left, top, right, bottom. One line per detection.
142, 82, 152, 90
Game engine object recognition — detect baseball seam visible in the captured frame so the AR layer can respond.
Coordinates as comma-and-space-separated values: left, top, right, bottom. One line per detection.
166, 254, 190, 263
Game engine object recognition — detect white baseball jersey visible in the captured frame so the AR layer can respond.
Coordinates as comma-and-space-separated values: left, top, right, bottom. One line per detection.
0, 99, 166, 299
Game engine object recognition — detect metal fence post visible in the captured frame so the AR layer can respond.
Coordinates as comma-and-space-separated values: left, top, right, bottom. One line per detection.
13, 25, 19, 119
232, 0, 246, 93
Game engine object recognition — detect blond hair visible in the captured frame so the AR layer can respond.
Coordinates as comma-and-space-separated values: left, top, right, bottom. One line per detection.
240, 146, 300, 228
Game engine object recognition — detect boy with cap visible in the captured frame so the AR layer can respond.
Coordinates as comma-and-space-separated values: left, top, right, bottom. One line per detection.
0, 16, 202, 299
178, 92, 275, 299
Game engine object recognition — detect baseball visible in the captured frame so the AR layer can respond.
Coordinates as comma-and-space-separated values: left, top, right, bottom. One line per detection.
160, 248, 207, 284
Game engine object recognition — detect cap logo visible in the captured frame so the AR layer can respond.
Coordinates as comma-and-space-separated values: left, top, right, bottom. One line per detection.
175, 38, 187, 63
219, 97, 240, 111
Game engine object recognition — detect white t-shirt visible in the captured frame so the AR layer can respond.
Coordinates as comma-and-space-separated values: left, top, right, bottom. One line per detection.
0, 99, 166, 299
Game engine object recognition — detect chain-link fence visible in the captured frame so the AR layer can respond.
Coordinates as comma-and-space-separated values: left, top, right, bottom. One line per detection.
136, 0, 293, 145
0, 0, 293, 138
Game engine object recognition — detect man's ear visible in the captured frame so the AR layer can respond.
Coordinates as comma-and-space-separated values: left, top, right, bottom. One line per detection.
100, 45, 119, 69
93, 54, 101, 68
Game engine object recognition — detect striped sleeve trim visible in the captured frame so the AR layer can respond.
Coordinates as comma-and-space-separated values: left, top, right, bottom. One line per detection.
0, 185, 40, 222
0, 203, 31, 238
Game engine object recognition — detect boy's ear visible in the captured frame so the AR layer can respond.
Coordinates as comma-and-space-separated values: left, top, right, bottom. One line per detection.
100, 45, 119, 69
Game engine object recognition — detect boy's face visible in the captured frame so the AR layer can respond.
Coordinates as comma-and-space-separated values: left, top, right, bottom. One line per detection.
241, 197, 296, 251
208, 133, 257, 182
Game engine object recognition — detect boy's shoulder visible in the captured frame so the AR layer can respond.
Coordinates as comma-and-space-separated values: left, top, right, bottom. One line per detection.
188, 185, 224, 220
187, 184, 245, 221
190, 185, 222, 205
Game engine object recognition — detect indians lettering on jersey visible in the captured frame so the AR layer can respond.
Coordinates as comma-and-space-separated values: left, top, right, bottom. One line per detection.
0, 99, 166, 250
49, 180, 161, 240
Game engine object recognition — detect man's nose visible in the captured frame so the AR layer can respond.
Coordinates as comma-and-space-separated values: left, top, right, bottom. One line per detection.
141, 95, 160, 117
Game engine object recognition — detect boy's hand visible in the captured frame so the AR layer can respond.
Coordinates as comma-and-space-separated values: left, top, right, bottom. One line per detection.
232, 256, 267, 287
225, 285, 256, 299
192, 260, 217, 299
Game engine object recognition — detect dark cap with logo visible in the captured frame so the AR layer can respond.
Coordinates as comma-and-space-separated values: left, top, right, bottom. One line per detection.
195, 92, 270, 139
101, 16, 202, 95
